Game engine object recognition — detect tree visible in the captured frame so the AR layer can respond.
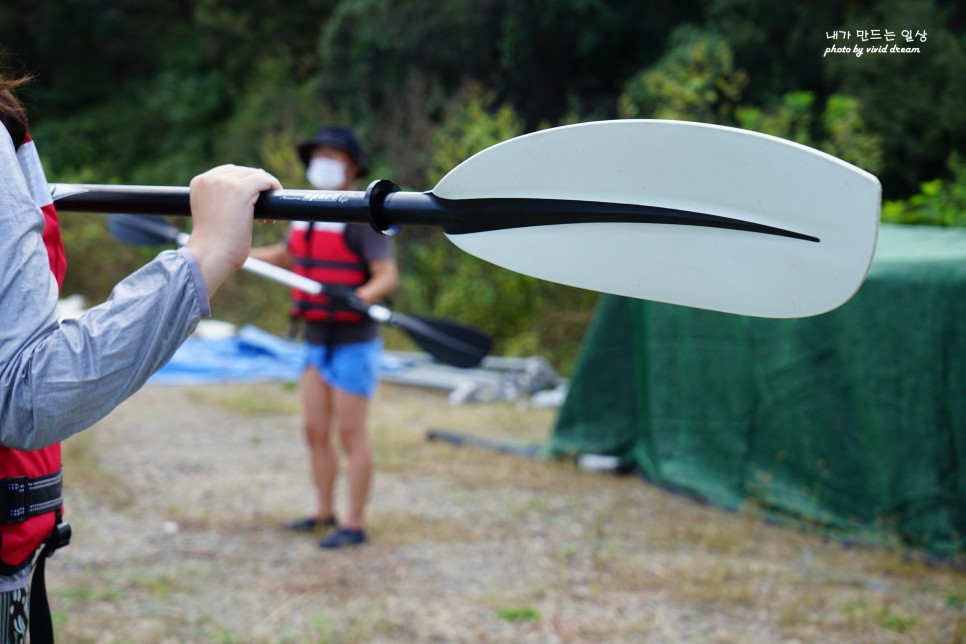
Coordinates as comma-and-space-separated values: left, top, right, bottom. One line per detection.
618, 27, 748, 124
618, 27, 884, 177
823, 0, 966, 196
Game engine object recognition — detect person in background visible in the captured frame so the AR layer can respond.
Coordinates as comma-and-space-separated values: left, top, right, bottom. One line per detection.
0, 74, 280, 642
251, 126, 398, 549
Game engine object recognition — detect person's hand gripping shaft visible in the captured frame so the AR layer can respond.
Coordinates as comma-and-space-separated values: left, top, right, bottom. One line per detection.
186, 164, 282, 297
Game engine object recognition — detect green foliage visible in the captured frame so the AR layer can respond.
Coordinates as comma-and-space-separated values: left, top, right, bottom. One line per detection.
704, 0, 844, 102
824, 0, 966, 197
736, 91, 816, 146
396, 86, 598, 366
818, 94, 884, 177
485, 0, 708, 123
316, 0, 706, 128
882, 154, 966, 226
879, 609, 917, 633
426, 83, 524, 185
620, 30, 885, 177
217, 56, 327, 183
703, 0, 966, 197
50, 166, 156, 304
736, 92, 884, 176
1, 1, 192, 110
618, 27, 749, 124
497, 606, 542, 622
33, 58, 233, 184
4, 0, 966, 372
58, 213, 159, 306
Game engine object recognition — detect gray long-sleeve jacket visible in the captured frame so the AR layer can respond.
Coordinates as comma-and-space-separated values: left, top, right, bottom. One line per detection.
1, 127, 209, 450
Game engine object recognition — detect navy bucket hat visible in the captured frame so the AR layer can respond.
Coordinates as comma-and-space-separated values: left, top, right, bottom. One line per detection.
297, 125, 369, 177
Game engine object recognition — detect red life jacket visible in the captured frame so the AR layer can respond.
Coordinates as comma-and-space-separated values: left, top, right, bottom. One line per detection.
288, 222, 368, 323
0, 133, 67, 574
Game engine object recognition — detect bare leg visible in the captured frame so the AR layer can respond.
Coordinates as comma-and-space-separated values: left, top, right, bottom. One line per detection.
301, 366, 337, 521
332, 388, 372, 530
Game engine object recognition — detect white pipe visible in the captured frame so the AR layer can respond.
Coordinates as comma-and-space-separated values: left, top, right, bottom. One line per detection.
242, 256, 324, 295
174, 230, 325, 295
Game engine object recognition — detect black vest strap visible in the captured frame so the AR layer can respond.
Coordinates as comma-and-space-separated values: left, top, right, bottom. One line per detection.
0, 470, 63, 524
30, 513, 71, 644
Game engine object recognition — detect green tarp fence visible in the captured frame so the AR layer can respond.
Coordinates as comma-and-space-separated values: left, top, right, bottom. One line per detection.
550, 224, 966, 558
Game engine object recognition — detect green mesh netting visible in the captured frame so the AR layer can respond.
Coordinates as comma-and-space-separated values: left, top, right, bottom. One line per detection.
550, 224, 966, 557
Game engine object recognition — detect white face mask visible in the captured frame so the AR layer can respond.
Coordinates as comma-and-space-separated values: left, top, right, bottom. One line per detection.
306, 157, 348, 190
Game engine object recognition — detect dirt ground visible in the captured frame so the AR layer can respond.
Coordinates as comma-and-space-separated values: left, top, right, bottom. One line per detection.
48, 381, 965, 643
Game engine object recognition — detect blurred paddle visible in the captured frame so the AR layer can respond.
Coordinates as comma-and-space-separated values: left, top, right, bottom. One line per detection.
107, 214, 491, 369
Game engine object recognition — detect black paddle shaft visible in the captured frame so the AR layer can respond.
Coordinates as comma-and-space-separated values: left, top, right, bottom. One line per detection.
52, 181, 818, 242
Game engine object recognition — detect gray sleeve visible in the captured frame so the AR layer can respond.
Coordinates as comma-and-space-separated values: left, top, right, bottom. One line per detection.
0, 131, 209, 450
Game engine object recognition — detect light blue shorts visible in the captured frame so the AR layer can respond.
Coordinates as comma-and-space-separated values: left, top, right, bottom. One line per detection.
304, 338, 382, 399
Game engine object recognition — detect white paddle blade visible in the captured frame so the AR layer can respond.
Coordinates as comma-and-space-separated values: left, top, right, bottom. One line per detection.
433, 120, 880, 318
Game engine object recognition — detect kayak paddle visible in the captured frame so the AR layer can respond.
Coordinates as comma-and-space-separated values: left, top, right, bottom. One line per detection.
52, 119, 881, 318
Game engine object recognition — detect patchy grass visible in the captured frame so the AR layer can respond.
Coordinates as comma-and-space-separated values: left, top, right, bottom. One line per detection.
54, 383, 966, 643
497, 606, 542, 622
368, 512, 482, 546
186, 381, 301, 416
61, 428, 135, 509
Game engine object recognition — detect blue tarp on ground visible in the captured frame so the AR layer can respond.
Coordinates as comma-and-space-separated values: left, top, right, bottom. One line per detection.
149, 325, 307, 384
150, 325, 423, 384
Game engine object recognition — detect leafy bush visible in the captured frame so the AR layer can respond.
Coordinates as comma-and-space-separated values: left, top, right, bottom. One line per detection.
10, 0, 965, 374
882, 154, 966, 227
618, 27, 748, 124
619, 28, 884, 177
395, 84, 598, 368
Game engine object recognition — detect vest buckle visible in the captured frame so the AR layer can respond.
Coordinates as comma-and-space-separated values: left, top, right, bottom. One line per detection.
3, 476, 28, 523
0, 471, 64, 525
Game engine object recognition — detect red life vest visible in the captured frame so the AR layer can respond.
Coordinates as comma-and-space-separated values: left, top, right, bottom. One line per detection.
0, 133, 67, 574
287, 222, 368, 323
